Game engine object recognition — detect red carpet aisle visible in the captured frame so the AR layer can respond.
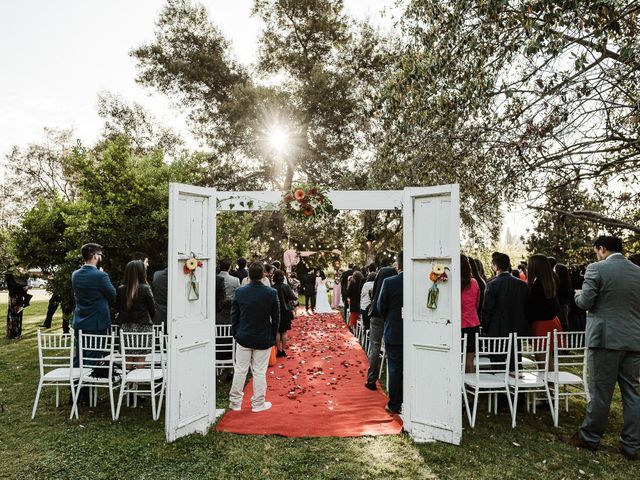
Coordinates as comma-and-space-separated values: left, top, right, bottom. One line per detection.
215, 310, 403, 437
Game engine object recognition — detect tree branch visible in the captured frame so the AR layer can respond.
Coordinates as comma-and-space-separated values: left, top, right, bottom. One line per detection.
528, 205, 640, 234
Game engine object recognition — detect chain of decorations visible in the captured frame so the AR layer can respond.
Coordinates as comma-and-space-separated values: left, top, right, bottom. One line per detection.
427, 265, 449, 310
281, 185, 334, 221
183, 253, 203, 301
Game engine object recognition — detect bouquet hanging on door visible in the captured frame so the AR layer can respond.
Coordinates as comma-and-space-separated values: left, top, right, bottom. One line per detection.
427, 265, 449, 310
183, 253, 203, 301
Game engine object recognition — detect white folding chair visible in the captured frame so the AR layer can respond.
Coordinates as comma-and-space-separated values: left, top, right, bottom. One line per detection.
464, 335, 513, 428
378, 339, 386, 380
116, 331, 164, 420
32, 331, 89, 419
71, 331, 120, 420
215, 324, 235, 375
548, 330, 589, 427
508, 334, 553, 427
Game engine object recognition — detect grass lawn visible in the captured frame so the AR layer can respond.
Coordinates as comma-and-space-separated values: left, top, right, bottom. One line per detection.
0, 300, 638, 479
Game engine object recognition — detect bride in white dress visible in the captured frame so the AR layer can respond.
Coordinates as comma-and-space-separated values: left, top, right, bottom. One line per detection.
315, 271, 333, 314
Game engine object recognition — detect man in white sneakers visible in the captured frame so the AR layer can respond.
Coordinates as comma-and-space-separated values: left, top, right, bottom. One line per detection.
228, 262, 280, 412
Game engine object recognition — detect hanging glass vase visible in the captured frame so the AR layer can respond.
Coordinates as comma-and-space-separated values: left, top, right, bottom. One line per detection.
427, 283, 439, 309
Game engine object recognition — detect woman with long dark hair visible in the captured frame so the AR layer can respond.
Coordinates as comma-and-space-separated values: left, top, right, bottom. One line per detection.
116, 260, 155, 366
461, 255, 481, 372
347, 271, 364, 328
273, 269, 297, 358
526, 255, 561, 361
554, 263, 572, 330
469, 258, 486, 319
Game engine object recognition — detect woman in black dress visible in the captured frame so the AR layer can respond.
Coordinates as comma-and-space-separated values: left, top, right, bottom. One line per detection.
116, 260, 155, 366
273, 269, 297, 358
5, 272, 32, 339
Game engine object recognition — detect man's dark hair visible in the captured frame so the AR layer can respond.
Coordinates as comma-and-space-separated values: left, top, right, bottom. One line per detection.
367, 263, 377, 273
594, 235, 623, 253
81, 243, 103, 261
219, 259, 232, 272
492, 253, 511, 272
264, 263, 274, 274
396, 251, 403, 271
237, 257, 247, 269
348, 263, 354, 269
249, 262, 264, 281
272, 269, 285, 284
272, 260, 281, 269
132, 251, 149, 262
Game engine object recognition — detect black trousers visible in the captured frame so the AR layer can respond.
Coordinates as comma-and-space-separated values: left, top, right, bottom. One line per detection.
304, 292, 316, 311
43, 296, 60, 328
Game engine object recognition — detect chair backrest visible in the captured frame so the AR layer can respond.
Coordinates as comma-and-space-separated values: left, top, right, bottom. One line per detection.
513, 334, 550, 376
37, 331, 74, 375
474, 335, 512, 378
120, 331, 156, 370
78, 330, 115, 373
553, 330, 586, 372
216, 324, 235, 365
153, 324, 164, 337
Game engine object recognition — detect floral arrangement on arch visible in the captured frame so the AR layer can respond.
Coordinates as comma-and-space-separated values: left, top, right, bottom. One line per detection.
281, 185, 334, 221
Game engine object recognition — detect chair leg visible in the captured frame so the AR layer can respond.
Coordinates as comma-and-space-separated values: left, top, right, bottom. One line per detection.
115, 382, 126, 420
565, 388, 569, 412
70, 379, 83, 420
553, 384, 560, 428
462, 386, 472, 426
56, 385, 60, 407
32, 380, 44, 419
151, 381, 157, 420
512, 387, 519, 428
545, 386, 555, 426
471, 387, 479, 428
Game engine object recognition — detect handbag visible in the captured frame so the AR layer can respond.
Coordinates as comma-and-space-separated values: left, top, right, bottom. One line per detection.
268, 346, 277, 367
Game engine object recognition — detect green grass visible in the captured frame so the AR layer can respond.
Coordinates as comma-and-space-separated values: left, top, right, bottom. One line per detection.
0, 300, 638, 479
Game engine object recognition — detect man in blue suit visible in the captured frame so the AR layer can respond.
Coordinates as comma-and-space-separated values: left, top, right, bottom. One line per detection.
378, 252, 403, 415
71, 243, 116, 336
228, 262, 280, 413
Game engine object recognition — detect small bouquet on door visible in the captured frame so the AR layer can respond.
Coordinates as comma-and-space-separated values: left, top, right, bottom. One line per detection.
427, 265, 449, 309
183, 253, 204, 301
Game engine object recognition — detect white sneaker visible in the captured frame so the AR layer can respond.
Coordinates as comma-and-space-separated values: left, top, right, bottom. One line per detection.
229, 404, 241, 411
251, 402, 272, 413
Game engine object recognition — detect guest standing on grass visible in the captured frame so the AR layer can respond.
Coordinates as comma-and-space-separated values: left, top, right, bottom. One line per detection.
460, 255, 481, 373
5, 270, 32, 339
229, 262, 280, 413
365, 265, 397, 391
378, 252, 404, 415
116, 260, 155, 366
151, 266, 168, 330
562, 236, 640, 461
273, 269, 297, 358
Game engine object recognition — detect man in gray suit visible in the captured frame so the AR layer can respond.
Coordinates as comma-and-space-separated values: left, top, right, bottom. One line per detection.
217, 259, 240, 325
562, 236, 640, 460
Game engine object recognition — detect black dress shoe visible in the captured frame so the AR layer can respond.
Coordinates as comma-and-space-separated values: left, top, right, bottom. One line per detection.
364, 382, 377, 391
276, 350, 284, 358
558, 432, 598, 451
621, 447, 640, 461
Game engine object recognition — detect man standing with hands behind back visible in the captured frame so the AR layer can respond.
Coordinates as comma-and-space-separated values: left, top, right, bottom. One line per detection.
562, 236, 640, 461
71, 243, 116, 339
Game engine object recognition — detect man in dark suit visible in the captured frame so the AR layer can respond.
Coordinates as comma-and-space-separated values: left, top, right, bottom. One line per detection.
230, 257, 248, 283
151, 267, 168, 330
562, 236, 640, 460
228, 262, 280, 412
481, 252, 529, 370
71, 243, 116, 337
302, 269, 316, 313
377, 252, 404, 415
340, 263, 354, 320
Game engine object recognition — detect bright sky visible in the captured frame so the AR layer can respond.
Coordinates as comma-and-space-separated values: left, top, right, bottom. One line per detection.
0, 0, 399, 162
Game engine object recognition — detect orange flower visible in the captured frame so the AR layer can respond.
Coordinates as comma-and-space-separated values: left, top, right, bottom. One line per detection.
294, 189, 305, 201
303, 205, 314, 217
429, 271, 439, 282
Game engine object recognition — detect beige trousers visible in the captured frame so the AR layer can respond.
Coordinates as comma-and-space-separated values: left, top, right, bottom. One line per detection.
229, 344, 271, 409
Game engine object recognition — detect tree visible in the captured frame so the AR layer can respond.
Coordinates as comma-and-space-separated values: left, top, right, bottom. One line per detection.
525, 180, 603, 264
377, 0, 640, 235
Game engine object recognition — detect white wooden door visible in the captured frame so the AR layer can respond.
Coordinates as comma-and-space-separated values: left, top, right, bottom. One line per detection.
166, 183, 217, 442
403, 185, 461, 444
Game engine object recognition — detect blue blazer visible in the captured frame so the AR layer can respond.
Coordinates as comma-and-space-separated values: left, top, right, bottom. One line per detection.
378, 272, 403, 345
71, 265, 116, 332
231, 281, 280, 350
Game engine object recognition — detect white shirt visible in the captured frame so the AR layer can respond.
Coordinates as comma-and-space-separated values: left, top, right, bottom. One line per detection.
360, 281, 375, 310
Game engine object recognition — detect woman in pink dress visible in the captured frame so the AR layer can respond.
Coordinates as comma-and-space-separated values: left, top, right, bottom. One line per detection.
461, 254, 481, 373
331, 273, 341, 309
